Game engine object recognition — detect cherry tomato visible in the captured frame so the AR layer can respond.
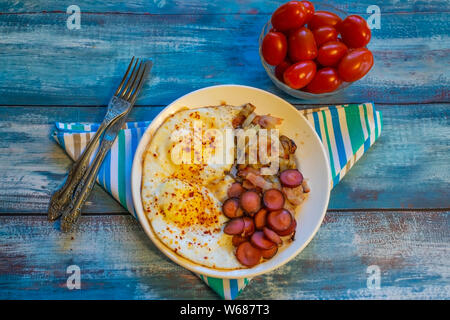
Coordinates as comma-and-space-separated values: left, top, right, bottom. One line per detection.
308, 11, 342, 30
317, 41, 348, 66
288, 27, 317, 61
338, 48, 373, 82
283, 60, 317, 89
313, 26, 338, 46
262, 31, 287, 66
338, 15, 371, 48
301, 1, 315, 23
275, 59, 292, 82
271, 1, 307, 32
305, 67, 342, 93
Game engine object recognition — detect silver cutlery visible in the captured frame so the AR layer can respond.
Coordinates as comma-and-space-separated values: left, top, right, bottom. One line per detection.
48, 58, 151, 228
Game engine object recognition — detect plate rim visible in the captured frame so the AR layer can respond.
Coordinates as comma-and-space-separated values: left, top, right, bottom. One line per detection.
131, 84, 332, 279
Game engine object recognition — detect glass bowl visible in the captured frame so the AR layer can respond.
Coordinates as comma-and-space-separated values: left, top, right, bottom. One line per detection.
259, 3, 350, 99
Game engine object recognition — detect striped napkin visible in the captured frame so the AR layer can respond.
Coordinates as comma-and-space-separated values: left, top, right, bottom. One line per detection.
53, 102, 382, 299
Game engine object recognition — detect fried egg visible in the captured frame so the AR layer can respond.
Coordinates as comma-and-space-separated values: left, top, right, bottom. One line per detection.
141, 105, 244, 269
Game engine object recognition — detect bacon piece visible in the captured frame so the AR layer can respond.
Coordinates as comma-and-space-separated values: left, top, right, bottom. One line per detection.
240, 103, 256, 117
280, 135, 297, 154
302, 180, 310, 193
282, 185, 304, 206
258, 115, 283, 129
242, 179, 256, 190
233, 103, 256, 128
232, 114, 245, 128
246, 172, 273, 191
237, 166, 260, 178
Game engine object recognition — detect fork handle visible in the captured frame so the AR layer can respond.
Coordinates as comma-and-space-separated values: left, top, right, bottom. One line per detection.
60, 123, 120, 231
47, 110, 119, 221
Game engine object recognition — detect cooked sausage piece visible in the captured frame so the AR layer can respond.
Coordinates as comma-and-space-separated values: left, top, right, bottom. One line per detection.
254, 208, 268, 230
263, 188, 285, 211
222, 198, 243, 219
280, 135, 297, 157
280, 169, 303, 188
250, 231, 276, 250
276, 218, 297, 236
261, 246, 278, 259
282, 186, 304, 206
227, 182, 245, 198
223, 218, 245, 235
267, 209, 293, 233
240, 190, 261, 214
232, 235, 249, 247
235, 242, 262, 267
263, 227, 282, 245
232, 114, 246, 128
242, 217, 255, 237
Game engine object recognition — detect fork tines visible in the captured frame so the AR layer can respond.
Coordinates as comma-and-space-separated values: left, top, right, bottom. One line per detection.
115, 57, 151, 104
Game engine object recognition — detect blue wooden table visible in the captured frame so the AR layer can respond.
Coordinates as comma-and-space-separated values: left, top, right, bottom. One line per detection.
0, 1, 449, 299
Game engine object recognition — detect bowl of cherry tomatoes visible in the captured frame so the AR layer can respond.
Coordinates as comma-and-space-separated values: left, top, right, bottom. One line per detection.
259, 1, 374, 99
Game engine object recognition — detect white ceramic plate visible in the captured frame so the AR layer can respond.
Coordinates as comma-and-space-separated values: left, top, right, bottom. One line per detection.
131, 85, 331, 279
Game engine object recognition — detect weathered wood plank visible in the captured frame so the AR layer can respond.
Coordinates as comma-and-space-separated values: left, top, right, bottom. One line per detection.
329, 103, 450, 209
0, 104, 448, 214
1, 0, 448, 14
0, 211, 448, 299
0, 11, 448, 105
0, 106, 164, 214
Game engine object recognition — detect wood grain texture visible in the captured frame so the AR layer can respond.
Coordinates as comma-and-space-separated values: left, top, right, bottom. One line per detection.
1, 0, 449, 300
0, 10, 448, 105
1, 0, 449, 14
0, 211, 448, 299
0, 104, 448, 214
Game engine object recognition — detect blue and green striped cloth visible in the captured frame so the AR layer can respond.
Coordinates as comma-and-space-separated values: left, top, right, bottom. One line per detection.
53, 102, 382, 299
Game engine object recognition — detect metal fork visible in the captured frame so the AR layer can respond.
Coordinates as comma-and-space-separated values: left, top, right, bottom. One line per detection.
48, 57, 151, 222
60, 60, 151, 231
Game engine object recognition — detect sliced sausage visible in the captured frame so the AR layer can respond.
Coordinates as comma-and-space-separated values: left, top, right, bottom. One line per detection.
279, 169, 303, 188
250, 231, 276, 250
232, 235, 248, 247
223, 218, 245, 235
263, 227, 282, 245
222, 198, 243, 218
261, 246, 278, 259
267, 209, 293, 233
254, 208, 268, 230
240, 190, 261, 214
242, 217, 255, 237
227, 182, 245, 198
235, 242, 262, 267
277, 218, 297, 236
263, 188, 285, 211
